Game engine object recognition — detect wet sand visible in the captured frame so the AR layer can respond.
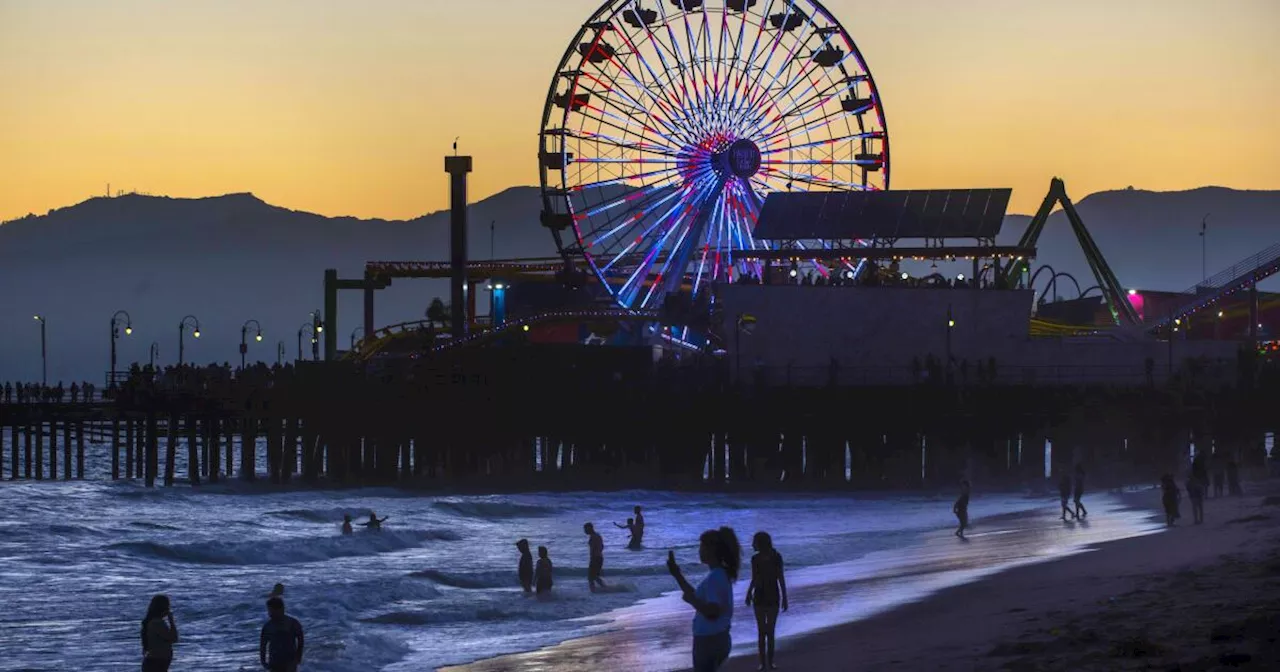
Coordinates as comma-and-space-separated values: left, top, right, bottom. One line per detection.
443, 493, 1167, 672
722, 482, 1280, 672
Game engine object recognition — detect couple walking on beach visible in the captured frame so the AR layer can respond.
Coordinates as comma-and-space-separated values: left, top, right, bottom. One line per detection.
1059, 464, 1089, 521
667, 528, 789, 672
139, 587, 304, 671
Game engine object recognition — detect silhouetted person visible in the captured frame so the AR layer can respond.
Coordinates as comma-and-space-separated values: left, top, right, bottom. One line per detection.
666, 527, 741, 672
341, 514, 353, 535
267, 583, 284, 600
535, 545, 554, 596
1186, 476, 1205, 524
361, 512, 388, 531
584, 522, 606, 592
1058, 474, 1076, 520
632, 505, 645, 546
260, 597, 304, 672
1073, 464, 1088, 519
141, 594, 177, 672
1161, 475, 1181, 526
516, 538, 534, 593
1226, 458, 1241, 496
953, 480, 971, 538
615, 517, 642, 549
1212, 457, 1227, 498
745, 531, 788, 671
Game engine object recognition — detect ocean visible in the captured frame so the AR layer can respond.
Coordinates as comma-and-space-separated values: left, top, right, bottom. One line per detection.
0, 439, 1162, 671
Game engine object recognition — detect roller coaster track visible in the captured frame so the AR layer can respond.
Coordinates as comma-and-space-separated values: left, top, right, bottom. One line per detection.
351, 308, 660, 361
1134, 242, 1280, 333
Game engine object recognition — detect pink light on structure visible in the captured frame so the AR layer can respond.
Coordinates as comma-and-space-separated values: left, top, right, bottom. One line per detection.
1126, 289, 1145, 321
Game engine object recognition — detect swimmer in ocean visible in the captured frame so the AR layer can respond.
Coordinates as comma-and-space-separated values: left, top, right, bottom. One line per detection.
361, 512, 389, 531
614, 517, 642, 550
341, 514, 353, 535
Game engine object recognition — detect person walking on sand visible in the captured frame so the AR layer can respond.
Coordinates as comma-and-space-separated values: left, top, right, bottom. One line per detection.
953, 480, 971, 538
1072, 463, 1088, 519
260, 597, 305, 672
141, 594, 178, 672
516, 538, 534, 593
584, 522, 606, 592
535, 545, 554, 597
667, 527, 741, 672
1058, 473, 1076, 520
745, 531, 788, 671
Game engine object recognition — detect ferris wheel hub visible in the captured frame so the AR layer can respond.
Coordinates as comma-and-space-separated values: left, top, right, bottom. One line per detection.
713, 139, 762, 180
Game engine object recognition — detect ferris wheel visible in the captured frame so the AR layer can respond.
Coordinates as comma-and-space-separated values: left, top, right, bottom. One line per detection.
538, 0, 889, 311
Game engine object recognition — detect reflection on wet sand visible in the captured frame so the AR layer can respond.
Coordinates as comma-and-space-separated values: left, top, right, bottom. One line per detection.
444, 494, 1161, 672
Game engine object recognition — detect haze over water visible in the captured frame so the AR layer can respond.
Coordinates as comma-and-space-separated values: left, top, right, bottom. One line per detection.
0, 448, 1161, 671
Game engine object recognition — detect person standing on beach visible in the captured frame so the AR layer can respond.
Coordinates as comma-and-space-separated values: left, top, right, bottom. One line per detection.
666, 527, 741, 672
953, 480, 971, 538
745, 531, 788, 671
259, 597, 305, 672
140, 594, 178, 672
1058, 473, 1076, 520
1072, 464, 1088, 519
584, 522, 606, 592
516, 538, 534, 593
1161, 475, 1181, 526
535, 545, 554, 597
1186, 475, 1205, 524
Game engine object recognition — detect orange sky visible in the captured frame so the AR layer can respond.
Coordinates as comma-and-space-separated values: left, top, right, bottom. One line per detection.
1, 0, 1277, 222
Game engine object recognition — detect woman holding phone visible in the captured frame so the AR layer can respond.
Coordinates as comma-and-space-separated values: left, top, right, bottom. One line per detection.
666, 527, 741, 672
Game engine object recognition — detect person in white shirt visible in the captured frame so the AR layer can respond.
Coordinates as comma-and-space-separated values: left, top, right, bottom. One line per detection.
666, 526, 741, 672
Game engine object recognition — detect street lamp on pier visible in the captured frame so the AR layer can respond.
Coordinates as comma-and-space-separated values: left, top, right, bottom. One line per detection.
33, 315, 47, 386
276, 341, 285, 367
149, 342, 160, 369
297, 323, 318, 362
110, 310, 133, 388
310, 310, 323, 361
240, 319, 263, 370
178, 315, 201, 366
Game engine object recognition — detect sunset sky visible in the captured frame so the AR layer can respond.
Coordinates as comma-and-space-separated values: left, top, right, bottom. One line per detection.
1, 0, 1277, 223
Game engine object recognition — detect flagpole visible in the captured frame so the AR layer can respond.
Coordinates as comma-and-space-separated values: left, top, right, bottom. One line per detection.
1201, 214, 1209, 283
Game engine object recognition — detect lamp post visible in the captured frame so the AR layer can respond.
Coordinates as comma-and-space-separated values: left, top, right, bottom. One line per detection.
276, 341, 285, 367
149, 342, 159, 369
310, 310, 323, 362
110, 310, 133, 388
240, 319, 263, 370
946, 304, 955, 382
297, 323, 318, 362
178, 315, 201, 366
33, 315, 47, 386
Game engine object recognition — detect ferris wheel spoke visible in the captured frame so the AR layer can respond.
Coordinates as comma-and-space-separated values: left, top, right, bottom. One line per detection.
761, 130, 883, 154
615, 178, 713, 303
610, 20, 701, 137
627, 176, 722, 306
750, 65, 859, 141
759, 106, 855, 146
758, 166, 874, 191
570, 164, 685, 192
565, 128, 685, 158
587, 183, 688, 256
577, 69, 695, 148
737, 4, 817, 125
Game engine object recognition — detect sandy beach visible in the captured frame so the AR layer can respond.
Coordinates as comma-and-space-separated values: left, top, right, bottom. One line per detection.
723, 481, 1280, 672
443, 481, 1280, 672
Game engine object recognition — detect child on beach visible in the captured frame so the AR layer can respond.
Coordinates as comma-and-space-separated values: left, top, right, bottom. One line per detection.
535, 546, 554, 597
516, 539, 534, 593
953, 480, 971, 538
1161, 475, 1181, 526
745, 531, 788, 671
1186, 476, 1205, 524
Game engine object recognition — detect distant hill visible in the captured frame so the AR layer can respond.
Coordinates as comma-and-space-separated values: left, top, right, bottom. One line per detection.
1, 183, 1278, 381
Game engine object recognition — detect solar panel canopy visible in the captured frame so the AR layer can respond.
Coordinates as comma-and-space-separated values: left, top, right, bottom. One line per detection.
754, 189, 1012, 240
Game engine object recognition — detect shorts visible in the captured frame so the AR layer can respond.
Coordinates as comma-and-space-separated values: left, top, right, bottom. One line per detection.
692, 631, 731, 672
